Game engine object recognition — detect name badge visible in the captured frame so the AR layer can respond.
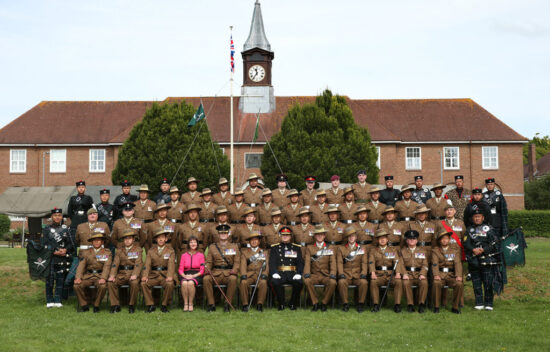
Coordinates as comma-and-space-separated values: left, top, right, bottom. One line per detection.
393, 229, 401, 235
128, 252, 139, 259
147, 207, 152, 212
384, 252, 395, 259
415, 252, 426, 259
96, 255, 108, 262
163, 254, 171, 260
224, 248, 236, 256
164, 225, 174, 233
285, 250, 297, 258
425, 228, 434, 234
130, 223, 141, 229
444, 253, 455, 261
452, 226, 462, 232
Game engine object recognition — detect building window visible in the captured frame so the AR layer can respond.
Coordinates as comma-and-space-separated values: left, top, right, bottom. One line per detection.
89, 149, 106, 172
405, 147, 421, 170
50, 149, 66, 173
443, 147, 460, 170
482, 146, 499, 169
10, 149, 26, 173
245, 153, 262, 169
376, 146, 381, 168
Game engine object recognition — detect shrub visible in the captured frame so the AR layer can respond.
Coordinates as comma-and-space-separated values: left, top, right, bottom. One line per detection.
508, 210, 550, 237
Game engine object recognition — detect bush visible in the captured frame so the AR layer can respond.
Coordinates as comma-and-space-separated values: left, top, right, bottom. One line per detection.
0, 214, 10, 236
524, 174, 550, 210
508, 210, 550, 237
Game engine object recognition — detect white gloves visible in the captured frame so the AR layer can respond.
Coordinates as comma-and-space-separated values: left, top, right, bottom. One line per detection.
272, 273, 281, 279
292, 274, 302, 280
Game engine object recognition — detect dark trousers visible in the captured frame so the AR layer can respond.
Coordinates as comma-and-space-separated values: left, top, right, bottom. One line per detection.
271, 274, 303, 306
471, 266, 494, 307
46, 270, 65, 304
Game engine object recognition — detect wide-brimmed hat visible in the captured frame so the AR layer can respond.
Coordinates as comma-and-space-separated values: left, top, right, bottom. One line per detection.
186, 177, 199, 185
87, 208, 98, 215
247, 173, 260, 181
215, 205, 229, 215
324, 205, 340, 214
354, 206, 370, 215
218, 177, 229, 185
400, 184, 415, 193
436, 230, 453, 240
313, 224, 327, 235
430, 183, 445, 191
241, 207, 257, 217
185, 203, 202, 213
343, 186, 354, 195
381, 206, 397, 214
374, 229, 389, 238
233, 188, 244, 196
368, 186, 382, 194
286, 189, 299, 197
200, 188, 213, 197
298, 207, 312, 216
169, 186, 180, 194
343, 226, 357, 238
88, 233, 106, 242
414, 205, 431, 214
270, 207, 282, 217
316, 189, 327, 197
153, 227, 170, 238
262, 188, 273, 196
246, 232, 262, 241
154, 203, 171, 212
138, 184, 151, 192
120, 229, 137, 239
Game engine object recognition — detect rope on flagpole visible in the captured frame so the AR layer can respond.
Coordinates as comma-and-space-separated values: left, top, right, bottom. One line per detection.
257, 115, 290, 188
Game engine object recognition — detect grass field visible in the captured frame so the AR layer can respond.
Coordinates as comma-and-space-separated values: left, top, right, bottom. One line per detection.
0, 239, 549, 352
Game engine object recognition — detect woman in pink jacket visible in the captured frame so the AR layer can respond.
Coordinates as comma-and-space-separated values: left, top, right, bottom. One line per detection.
178, 236, 205, 312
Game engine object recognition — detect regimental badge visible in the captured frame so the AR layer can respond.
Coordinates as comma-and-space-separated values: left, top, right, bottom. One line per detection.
506, 243, 519, 254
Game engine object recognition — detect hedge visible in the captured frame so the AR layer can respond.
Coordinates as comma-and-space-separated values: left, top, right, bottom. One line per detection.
0, 214, 10, 236
508, 210, 550, 238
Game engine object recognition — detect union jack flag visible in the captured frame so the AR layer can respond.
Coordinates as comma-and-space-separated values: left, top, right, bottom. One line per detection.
230, 35, 235, 73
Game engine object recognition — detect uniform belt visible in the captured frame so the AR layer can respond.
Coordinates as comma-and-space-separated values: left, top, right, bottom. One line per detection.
170, 219, 182, 223
359, 240, 372, 245
375, 266, 389, 271
441, 268, 454, 273
369, 220, 380, 224
181, 240, 204, 245
406, 266, 421, 272
247, 203, 257, 207
79, 245, 91, 250
87, 269, 103, 274
343, 220, 355, 224
418, 241, 432, 246
259, 223, 268, 226
278, 266, 296, 272
231, 220, 244, 224
388, 241, 401, 247
214, 265, 231, 270
119, 265, 134, 270
325, 240, 342, 245
434, 216, 446, 220
241, 243, 251, 248
151, 266, 168, 271
288, 221, 297, 226
399, 217, 412, 222
143, 219, 154, 223
200, 219, 214, 223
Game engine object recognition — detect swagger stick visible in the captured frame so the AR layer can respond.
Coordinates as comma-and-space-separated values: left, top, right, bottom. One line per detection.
202, 264, 235, 310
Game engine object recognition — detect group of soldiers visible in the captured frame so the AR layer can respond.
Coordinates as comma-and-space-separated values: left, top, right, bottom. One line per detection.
40, 171, 508, 313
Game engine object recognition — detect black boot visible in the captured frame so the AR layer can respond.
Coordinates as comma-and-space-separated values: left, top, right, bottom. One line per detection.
356, 304, 364, 313
433, 307, 440, 313
452, 308, 461, 314
311, 303, 319, 312
289, 304, 297, 310
342, 303, 350, 312
278, 304, 285, 311
224, 303, 230, 312
207, 304, 216, 312
146, 305, 156, 313
160, 305, 169, 313
371, 304, 380, 313
257, 304, 263, 312
418, 304, 425, 313
93, 306, 100, 313
110, 306, 117, 314
321, 304, 327, 312
80, 305, 89, 312
128, 305, 135, 314
407, 305, 415, 313
115, 305, 121, 312
394, 304, 402, 313
242, 305, 249, 312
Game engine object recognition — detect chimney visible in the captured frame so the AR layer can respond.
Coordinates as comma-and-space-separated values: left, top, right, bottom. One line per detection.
528, 143, 537, 181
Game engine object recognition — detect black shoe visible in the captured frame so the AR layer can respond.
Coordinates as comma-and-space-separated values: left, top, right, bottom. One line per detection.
357, 304, 364, 313
407, 305, 415, 313
207, 304, 216, 312
257, 304, 263, 312
371, 304, 380, 313
321, 304, 327, 312
224, 303, 230, 312
466, 273, 472, 281
418, 304, 425, 314
110, 306, 117, 314
80, 305, 89, 312
160, 305, 169, 313
289, 304, 297, 311
242, 305, 249, 312
433, 307, 440, 313
342, 303, 350, 312
394, 304, 402, 313
278, 304, 285, 311
93, 306, 100, 313
452, 308, 461, 314
128, 305, 135, 314
146, 305, 156, 313
115, 305, 121, 312
311, 303, 319, 312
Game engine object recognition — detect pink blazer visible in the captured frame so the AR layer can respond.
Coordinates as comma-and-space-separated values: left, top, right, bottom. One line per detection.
178, 251, 205, 277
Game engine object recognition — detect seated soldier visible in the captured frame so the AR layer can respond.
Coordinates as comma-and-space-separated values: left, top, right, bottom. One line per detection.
107, 229, 142, 314
337, 226, 368, 312
141, 228, 176, 313
111, 202, 146, 250
205, 205, 232, 247
74, 232, 112, 312
409, 205, 436, 258
240, 232, 269, 312
75, 208, 110, 258
204, 224, 241, 312
432, 230, 463, 314
399, 230, 429, 313
303, 225, 337, 312
146, 202, 175, 250
369, 229, 404, 313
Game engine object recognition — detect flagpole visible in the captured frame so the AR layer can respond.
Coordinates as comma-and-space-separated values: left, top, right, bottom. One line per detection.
230, 25, 235, 193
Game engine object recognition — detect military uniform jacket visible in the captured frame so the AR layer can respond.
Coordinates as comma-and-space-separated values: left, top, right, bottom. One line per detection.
445, 188, 471, 220
181, 191, 200, 206
205, 222, 232, 247
337, 243, 368, 279
310, 203, 329, 225
436, 218, 466, 248
269, 242, 304, 275
483, 190, 508, 232
113, 193, 138, 221
432, 246, 462, 279
379, 188, 400, 207
243, 186, 262, 206
110, 244, 143, 278
377, 221, 406, 247
213, 191, 233, 207
394, 199, 419, 221
352, 182, 371, 203
263, 223, 284, 247
409, 221, 437, 248
143, 245, 176, 278
75, 221, 111, 251
240, 247, 269, 279
398, 247, 428, 278
76, 247, 112, 280
304, 243, 337, 277
425, 197, 449, 220
272, 188, 290, 209
353, 221, 376, 245
291, 223, 315, 247
199, 201, 216, 222
154, 192, 170, 205
146, 219, 176, 248
282, 203, 301, 225
324, 221, 345, 244
464, 201, 492, 228
67, 194, 94, 228
96, 202, 114, 229
175, 221, 207, 253
233, 223, 263, 248
365, 201, 385, 223
41, 223, 74, 270
368, 246, 403, 275
464, 224, 500, 267
325, 187, 344, 206
411, 187, 432, 205
133, 199, 156, 221
300, 188, 317, 207
111, 218, 146, 248
167, 201, 185, 223
228, 202, 246, 223
257, 202, 275, 225
206, 242, 240, 275
338, 202, 359, 223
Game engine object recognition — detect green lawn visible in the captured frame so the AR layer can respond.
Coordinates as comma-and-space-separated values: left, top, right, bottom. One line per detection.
0, 239, 549, 352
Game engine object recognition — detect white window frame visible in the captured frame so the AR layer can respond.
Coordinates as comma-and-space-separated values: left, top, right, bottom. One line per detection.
405, 147, 422, 170
9, 149, 26, 173
375, 146, 381, 168
89, 149, 106, 173
482, 146, 499, 170
49, 149, 66, 173
244, 152, 262, 169
443, 146, 460, 170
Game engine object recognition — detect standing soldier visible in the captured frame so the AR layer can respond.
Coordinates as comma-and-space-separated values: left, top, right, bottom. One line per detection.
326, 175, 344, 205
464, 188, 492, 228
483, 178, 509, 239
365, 186, 386, 224
107, 229, 142, 314
228, 188, 246, 223
141, 228, 176, 313
74, 232, 112, 312
300, 175, 318, 207
258, 188, 275, 225
181, 177, 200, 206
352, 169, 371, 204
399, 230, 429, 313
377, 206, 406, 248
369, 229, 404, 313
199, 188, 216, 223
394, 185, 419, 223
233, 207, 262, 248
272, 174, 290, 208
75, 208, 110, 258
411, 176, 432, 205
303, 225, 337, 312
133, 185, 156, 223
145, 203, 176, 250
96, 189, 114, 230
239, 232, 269, 312
291, 207, 316, 249
432, 230, 463, 314
282, 189, 302, 225
67, 180, 94, 241
213, 177, 233, 207
269, 226, 304, 311
113, 180, 138, 221
42, 208, 74, 308
353, 206, 376, 248
154, 178, 171, 204
243, 173, 263, 206
436, 204, 466, 251
204, 224, 240, 312
111, 203, 146, 250
167, 187, 185, 224
324, 206, 345, 246
175, 204, 207, 257
310, 190, 329, 225
262, 208, 285, 247
337, 226, 368, 312
205, 206, 232, 247
379, 176, 400, 207
339, 186, 358, 224
445, 175, 471, 221
425, 184, 449, 221
409, 205, 437, 258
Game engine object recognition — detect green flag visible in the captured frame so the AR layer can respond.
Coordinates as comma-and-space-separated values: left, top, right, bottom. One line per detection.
188, 103, 205, 127
253, 115, 259, 142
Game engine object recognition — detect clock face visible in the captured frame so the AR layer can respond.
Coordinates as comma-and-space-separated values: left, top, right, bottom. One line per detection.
248, 65, 266, 82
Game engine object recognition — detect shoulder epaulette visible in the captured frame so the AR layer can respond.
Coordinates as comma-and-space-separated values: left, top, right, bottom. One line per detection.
271, 243, 280, 247
292, 243, 302, 247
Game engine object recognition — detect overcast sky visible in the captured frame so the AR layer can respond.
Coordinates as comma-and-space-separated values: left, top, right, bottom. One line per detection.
0, 0, 548, 138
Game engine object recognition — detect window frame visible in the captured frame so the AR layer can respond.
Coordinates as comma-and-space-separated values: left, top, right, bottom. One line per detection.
244, 152, 262, 169
443, 146, 460, 170
375, 146, 381, 169
89, 148, 106, 173
482, 146, 499, 170
405, 147, 422, 170
9, 149, 26, 173
49, 149, 67, 173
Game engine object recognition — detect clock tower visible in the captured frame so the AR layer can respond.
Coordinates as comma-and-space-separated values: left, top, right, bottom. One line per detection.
239, 0, 275, 113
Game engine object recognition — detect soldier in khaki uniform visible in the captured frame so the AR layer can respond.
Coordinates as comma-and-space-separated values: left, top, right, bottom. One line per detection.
146, 203, 176, 250
180, 177, 200, 206
166, 186, 185, 223
282, 189, 301, 225
75, 208, 110, 258
141, 228, 176, 313
303, 225, 337, 311
107, 229, 142, 314
326, 175, 344, 205
369, 229, 404, 313
425, 184, 449, 220
394, 185, 419, 222
353, 206, 376, 248
445, 175, 471, 221
337, 226, 368, 312
310, 189, 329, 225
409, 205, 437, 258
233, 207, 263, 248
271, 174, 290, 208
199, 188, 216, 222
205, 206, 232, 247
338, 186, 358, 224
243, 173, 263, 206
204, 224, 240, 312
239, 232, 269, 312
300, 175, 317, 207
133, 185, 156, 223
324, 206, 345, 245
228, 188, 246, 223
111, 202, 146, 250
213, 177, 233, 207
74, 232, 112, 312
435, 204, 466, 251
262, 207, 284, 246
175, 204, 207, 257
377, 206, 406, 248
432, 230, 464, 314
398, 230, 429, 313
257, 188, 275, 225
365, 186, 385, 224
291, 207, 315, 250
352, 169, 371, 203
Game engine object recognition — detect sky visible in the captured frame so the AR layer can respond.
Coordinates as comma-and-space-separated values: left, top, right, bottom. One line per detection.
0, 0, 548, 139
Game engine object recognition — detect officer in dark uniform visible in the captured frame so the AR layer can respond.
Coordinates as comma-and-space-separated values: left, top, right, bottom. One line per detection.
67, 180, 94, 239
96, 188, 114, 230
379, 176, 400, 207
464, 188, 492, 228
113, 180, 138, 221
269, 226, 304, 310
483, 178, 509, 238
411, 176, 432, 204
154, 178, 171, 204
41, 208, 74, 308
